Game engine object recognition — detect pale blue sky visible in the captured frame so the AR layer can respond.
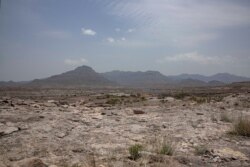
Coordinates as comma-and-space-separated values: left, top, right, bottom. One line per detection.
0, 0, 250, 81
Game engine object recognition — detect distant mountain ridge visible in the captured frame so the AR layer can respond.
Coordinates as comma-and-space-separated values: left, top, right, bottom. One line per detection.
0, 81, 29, 87
169, 73, 250, 83
1, 65, 250, 88
102, 70, 250, 87
102, 70, 173, 86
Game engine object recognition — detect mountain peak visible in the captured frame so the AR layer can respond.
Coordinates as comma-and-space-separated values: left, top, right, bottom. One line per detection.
145, 70, 162, 74
74, 65, 94, 71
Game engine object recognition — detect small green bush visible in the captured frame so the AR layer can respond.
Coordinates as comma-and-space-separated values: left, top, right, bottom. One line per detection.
160, 143, 174, 156
106, 98, 120, 105
129, 144, 143, 160
214, 96, 224, 102
190, 96, 207, 103
140, 96, 146, 101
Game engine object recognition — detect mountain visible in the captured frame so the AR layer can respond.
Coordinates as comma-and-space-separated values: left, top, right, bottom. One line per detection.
102, 71, 249, 87
170, 73, 250, 83
177, 79, 207, 87
169, 74, 209, 82
102, 70, 173, 87
1, 65, 249, 88
208, 73, 250, 83
207, 80, 225, 86
29, 65, 116, 87
0, 81, 29, 87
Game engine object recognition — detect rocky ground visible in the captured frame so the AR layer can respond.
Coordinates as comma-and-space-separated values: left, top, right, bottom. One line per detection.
0, 88, 250, 167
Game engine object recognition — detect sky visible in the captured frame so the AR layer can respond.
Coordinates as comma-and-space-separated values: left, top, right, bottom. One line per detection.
0, 0, 250, 81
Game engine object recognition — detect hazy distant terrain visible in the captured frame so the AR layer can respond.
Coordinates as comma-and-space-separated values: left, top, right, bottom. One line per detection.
102, 70, 172, 86
169, 73, 250, 83
1, 65, 250, 88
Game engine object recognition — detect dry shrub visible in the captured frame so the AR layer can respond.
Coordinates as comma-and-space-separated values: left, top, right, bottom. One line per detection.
229, 117, 250, 137
194, 145, 209, 155
129, 144, 143, 160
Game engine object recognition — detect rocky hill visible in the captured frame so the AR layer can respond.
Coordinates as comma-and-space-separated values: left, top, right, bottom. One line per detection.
29, 65, 116, 87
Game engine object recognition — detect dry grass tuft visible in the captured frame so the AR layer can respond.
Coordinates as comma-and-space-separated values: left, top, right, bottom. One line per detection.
194, 145, 209, 155
129, 144, 143, 160
159, 143, 174, 156
229, 117, 250, 137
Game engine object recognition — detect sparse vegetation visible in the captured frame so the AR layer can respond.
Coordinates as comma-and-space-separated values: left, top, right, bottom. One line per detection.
220, 112, 232, 122
189, 95, 224, 104
129, 144, 143, 160
157, 93, 171, 99
140, 96, 146, 101
159, 143, 174, 156
151, 137, 175, 156
194, 145, 209, 155
211, 114, 217, 122
229, 117, 250, 137
1, 87, 250, 167
106, 98, 120, 105
213, 96, 224, 102
174, 92, 189, 99
104, 93, 147, 106
190, 96, 207, 103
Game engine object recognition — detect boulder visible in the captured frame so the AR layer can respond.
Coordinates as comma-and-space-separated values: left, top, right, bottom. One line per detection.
133, 109, 145, 114
0, 126, 19, 136
213, 148, 249, 161
14, 158, 48, 167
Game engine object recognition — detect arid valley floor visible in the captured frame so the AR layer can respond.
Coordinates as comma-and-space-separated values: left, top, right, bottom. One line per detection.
0, 85, 250, 167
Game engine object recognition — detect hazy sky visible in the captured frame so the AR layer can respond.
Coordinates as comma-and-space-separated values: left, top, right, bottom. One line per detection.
0, 0, 250, 81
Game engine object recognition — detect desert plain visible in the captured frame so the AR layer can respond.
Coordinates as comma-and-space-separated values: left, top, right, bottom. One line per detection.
0, 84, 250, 167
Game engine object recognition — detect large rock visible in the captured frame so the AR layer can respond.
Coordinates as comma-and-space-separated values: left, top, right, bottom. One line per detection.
13, 158, 48, 167
133, 109, 145, 114
213, 148, 249, 161
0, 126, 19, 136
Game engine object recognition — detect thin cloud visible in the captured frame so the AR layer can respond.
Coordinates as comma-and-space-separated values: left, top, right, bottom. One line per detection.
106, 0, 250, 29
106, 37, 127, 44
81, 28, 96, 36
158, 52, 221, 65
127, 28, 135, 33
102, 0, 250, 49
107, 37, 115, 43
174, 33, 218, 47
64, 58, 88, 66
